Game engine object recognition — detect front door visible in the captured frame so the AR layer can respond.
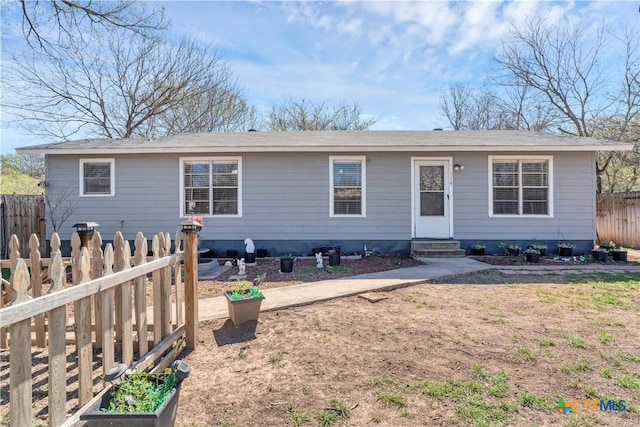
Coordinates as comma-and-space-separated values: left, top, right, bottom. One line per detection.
413, 159, 452, 238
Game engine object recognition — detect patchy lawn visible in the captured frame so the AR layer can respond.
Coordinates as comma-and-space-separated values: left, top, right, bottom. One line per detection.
177, 270, 640, 427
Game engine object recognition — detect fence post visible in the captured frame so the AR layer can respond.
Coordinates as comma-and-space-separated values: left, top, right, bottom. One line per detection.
182, 224, 199, 350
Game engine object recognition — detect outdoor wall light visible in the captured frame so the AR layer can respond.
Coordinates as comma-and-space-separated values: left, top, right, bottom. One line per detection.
453, 164, 464, 171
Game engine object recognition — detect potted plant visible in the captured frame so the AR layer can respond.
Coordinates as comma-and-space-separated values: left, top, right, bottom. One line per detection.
524, 248, 540, 263
611, 246, 628, 262
532, 244, 547, 256
558, 243, 574, 257
470, 244, 485, 256
280, 254, 295, 273
224, 282, 265, 326
81, 360, 190, 427
592, 247, 608, 262
499, 242, 521, 256
598, 241, 616, 253
328, 249, 341, 266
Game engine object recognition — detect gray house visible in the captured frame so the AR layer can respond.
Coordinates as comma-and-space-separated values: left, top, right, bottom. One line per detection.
17, 130, 632, 256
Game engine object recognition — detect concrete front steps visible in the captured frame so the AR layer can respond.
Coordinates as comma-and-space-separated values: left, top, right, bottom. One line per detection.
411, 239, 466, 258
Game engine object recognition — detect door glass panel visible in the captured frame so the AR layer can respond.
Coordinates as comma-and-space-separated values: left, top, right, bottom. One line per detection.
419, 165, 444, 216
420, 193, 444, 216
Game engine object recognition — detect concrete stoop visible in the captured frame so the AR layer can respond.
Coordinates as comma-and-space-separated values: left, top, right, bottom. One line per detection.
410, 240, 466, 258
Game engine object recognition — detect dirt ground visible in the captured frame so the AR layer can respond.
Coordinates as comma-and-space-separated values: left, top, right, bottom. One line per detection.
176, 266, 640, 426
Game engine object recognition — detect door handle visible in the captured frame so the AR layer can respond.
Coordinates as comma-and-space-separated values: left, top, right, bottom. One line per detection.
447, 194, 450, 200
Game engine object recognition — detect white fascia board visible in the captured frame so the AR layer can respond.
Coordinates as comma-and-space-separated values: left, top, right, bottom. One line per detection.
16, 144, 634, 155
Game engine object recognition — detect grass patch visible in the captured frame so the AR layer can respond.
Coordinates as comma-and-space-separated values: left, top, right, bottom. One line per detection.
375, 391, 407, 408
538, 339, 555, 347
327, 265, 348, 273
600, 368, 612, 379
519, 392, 551, 411
455, 395, 515, 426
617, 351, 640, 363
316, 399, 350, 426
617, 374, 640, 391
363, 376, 394, 388
286, 405, 310, 427
568, 336, 589, 349
268, 351, 286, 366
598, 332, 611, 345
562, 358, 593, 374
564, 413, 596, 427
518, 347, 536, 362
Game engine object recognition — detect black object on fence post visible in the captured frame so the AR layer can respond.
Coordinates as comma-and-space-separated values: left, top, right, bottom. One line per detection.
181, 220, 200, 350
72, 222, 99, 248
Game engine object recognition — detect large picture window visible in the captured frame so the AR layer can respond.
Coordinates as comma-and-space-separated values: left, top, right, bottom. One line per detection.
330, 156, 365, 216
80, 159, 114, 196
489, 156, 552, 216
181, 157, 241, 217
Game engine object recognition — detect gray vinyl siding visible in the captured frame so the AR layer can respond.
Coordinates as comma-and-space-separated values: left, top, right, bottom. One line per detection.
45, 150, 596, 244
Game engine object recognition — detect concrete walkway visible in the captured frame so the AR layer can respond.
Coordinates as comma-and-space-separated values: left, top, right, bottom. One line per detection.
198, 257, 493, 322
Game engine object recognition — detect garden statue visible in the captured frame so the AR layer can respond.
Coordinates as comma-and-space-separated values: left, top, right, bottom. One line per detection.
237, 258, 246, 276
315, 252, 323, 269
244, 238, 255, 254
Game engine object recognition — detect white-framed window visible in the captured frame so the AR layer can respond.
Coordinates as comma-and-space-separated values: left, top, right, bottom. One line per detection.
489, 156, 553, 217
180, 157, 242, 217
330, 156, 366, 217
79, 158, 115, 197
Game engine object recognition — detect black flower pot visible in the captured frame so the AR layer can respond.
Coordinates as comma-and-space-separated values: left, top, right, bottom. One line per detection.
244, 252, 256, 264
612, 250, 627, 262
471, 248, 485, 256
558, 247, 572, 257
328, 253, 341, 266
257, 249, 268, 258
592, 250, 607, 262
280, 258, 294, 273
226, 249, 238, 258
525, 252, 540, 263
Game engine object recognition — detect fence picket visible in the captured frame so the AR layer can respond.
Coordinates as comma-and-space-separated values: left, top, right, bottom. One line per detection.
174, 232, 184, 327
134, 232, 149, 356
113, 232, 124, 347
47, 250, 67, 427
29, 234, 47, 348
9, 258, 32, 426
160, 232, 172, 336
152, 234, 162, 344
101, 244, 115, 377
91, 233, 104, 349
76, 247, 94, 406
120, 239, 134, 366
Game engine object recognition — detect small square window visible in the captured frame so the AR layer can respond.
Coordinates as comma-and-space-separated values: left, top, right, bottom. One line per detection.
80, 159, 114, 196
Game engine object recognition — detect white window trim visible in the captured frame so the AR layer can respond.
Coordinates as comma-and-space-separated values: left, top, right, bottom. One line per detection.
179, 156, 242, 218
488, 155, 554, 218
79, 158, 115, 197
329, 155, 366, 217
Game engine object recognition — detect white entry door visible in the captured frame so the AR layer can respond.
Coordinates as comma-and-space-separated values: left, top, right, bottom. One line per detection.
413, 159, 452, 238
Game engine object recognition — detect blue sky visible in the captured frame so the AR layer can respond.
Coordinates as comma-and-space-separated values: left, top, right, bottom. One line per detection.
1, 1, 638, 154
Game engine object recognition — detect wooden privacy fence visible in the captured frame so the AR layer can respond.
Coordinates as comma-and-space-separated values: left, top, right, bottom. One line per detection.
0, 195, 46, 258
596, 192, 640, 249
0, 227, 200, 426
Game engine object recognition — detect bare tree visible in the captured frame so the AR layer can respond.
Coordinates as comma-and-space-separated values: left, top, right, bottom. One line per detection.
267, 100, 376, 131
440, 85, 471, 130
495, 17, 639, 192
15, 0, 167, 52
440, 85, 505, 130
44, 185, 78, 232
6, 32, 252, 140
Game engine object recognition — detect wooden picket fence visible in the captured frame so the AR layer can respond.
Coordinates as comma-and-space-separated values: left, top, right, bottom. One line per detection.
0, 228, 200, 426
596, 192, 640, 248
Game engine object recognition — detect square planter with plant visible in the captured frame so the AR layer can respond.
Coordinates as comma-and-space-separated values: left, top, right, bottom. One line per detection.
225, 284, 265, 326
558, 243, 574, 257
